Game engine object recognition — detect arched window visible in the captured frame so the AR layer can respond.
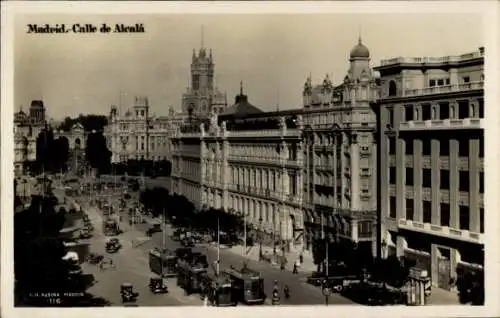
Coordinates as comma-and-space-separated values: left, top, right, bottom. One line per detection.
389, 81, 397, 96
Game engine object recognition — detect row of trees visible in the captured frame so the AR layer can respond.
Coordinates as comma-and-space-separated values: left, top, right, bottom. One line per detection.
139, 187, 246, 242
14, 194, 93, 306
110, 160, 172, 177
57, 115, 108, 132
311, 238, 410, 288
31, 128, 70, 174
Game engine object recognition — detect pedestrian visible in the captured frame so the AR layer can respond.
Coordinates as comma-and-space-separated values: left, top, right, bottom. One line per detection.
293, 261, 298, 275
299, 253, 303, 265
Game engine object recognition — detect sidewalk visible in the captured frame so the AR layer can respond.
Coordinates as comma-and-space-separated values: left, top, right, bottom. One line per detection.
425, 287, 460, 305
227, 244, 317, 273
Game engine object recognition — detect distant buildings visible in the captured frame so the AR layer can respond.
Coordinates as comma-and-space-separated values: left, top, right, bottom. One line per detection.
104, 46, 229, 163
104, 97, 177, 163
14, 100, 47, 175
372, 47, 484, 290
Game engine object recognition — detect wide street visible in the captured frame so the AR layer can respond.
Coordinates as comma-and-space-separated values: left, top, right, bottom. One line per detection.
54, 185, 203, 306
57, 176, 355, 306
100, 175, 354, 305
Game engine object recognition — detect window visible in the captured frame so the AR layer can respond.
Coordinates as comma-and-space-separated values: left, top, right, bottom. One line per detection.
458, 100, 469, 119
440, 170, 450, 190
423, 169, 432, 188
445, 78, 450, 85
388, 137, 396, 155
388, 108, 394, 127
192, 74, 200, 90
141, 110, 145, 116
479, 172, 484, 193
440, 203, 450, 227
439, 103, 450, 119
405, 105, 414, 121
405, 139, 413, 155
462, 76, 470, 83
429, 79, 436, 87
478, 99, 484, 118
421, 105, 431, 121
389, 81, 397, 96
479, 138, 484, 158
389, 196, 396, 218
440, 140, 449, 156
459, 171, 469, 192
480, 208, 484, 233
406, 168, 414, 186
389, 167, 396, 184
358, 221, 372, 238
423, 201, 432, 223
459, 140, 469, 157
406, 199, 414, 221
459, 206, 470, 230
437, 79, 444, 86
422, 138, 431, 156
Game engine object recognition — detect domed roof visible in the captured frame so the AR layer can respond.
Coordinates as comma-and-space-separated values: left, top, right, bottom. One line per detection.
350, 37, 370, 59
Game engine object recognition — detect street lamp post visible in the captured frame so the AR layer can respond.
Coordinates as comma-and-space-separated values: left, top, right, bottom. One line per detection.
259, 217, 263, 259
242, 211, 247, 256
273, 210, 277, 256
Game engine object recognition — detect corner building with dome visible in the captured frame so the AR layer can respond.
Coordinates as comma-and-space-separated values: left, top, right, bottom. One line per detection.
301, 38, 380, 257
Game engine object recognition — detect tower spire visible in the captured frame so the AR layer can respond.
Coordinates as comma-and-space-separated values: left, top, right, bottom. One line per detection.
358, 25, 362, 44
240, 80, 243, 95
276, 88, 280, 112
201, 25, 204, 49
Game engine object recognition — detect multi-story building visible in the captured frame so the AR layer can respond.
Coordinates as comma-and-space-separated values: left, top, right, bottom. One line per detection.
372, 47, 484, 291
14, 100, 47, 175
182, 46, 228, 118
171, 86, 305, 250
301, 38, 379, 256
105, 45, 228, 163
105, 98, 177, 163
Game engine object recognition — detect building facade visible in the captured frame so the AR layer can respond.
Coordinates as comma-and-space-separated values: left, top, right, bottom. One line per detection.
372, 47, 484, 291
301, 38, 379, 255
182, 46, 228, 118
14, 101, 47, 175
105, 98, 177, 163
171, 88, 305, 250
105, 45, 228, 164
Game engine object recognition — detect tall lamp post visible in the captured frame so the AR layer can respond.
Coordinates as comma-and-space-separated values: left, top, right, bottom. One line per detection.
259, 217, 263, 259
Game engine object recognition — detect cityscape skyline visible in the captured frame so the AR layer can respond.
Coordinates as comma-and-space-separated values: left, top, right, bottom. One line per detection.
14, 13, 482, 119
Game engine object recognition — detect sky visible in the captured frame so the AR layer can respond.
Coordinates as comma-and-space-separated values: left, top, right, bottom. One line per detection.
14, 13, 483, 119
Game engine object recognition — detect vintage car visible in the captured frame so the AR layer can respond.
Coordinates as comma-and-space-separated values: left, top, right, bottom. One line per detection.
121, 283, 139, 303
105, 238, 122, 253
149, 276, 168, 294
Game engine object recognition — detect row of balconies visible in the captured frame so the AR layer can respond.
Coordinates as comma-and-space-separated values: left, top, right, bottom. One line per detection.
380, 50, 483, 67
399, 118, 483, 131
398, 218, 483, 244
388, 155, 484, 172
228, 156, 303, 168
388, 184, 484, 207
226, 184, 302, 205
403, 81, 484, 98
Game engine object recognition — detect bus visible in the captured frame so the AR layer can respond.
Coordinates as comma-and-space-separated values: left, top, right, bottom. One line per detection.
149, 248, 177, 278
176, 260, 207, 295
223, 266, 265, 305
199, 272, 236, 306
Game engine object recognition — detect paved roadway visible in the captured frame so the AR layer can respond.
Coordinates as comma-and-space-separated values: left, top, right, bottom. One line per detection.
64, 177, 355, 306
54, 186, 203, 306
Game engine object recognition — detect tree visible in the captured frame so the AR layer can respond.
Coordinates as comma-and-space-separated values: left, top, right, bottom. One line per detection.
57, 115, 108, 132
14, 195, 89, 306
85, 132, 111, 173
312, 238, 326, 273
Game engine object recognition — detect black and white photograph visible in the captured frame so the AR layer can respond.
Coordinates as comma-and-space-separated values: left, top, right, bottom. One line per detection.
1, 1, 499, 317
